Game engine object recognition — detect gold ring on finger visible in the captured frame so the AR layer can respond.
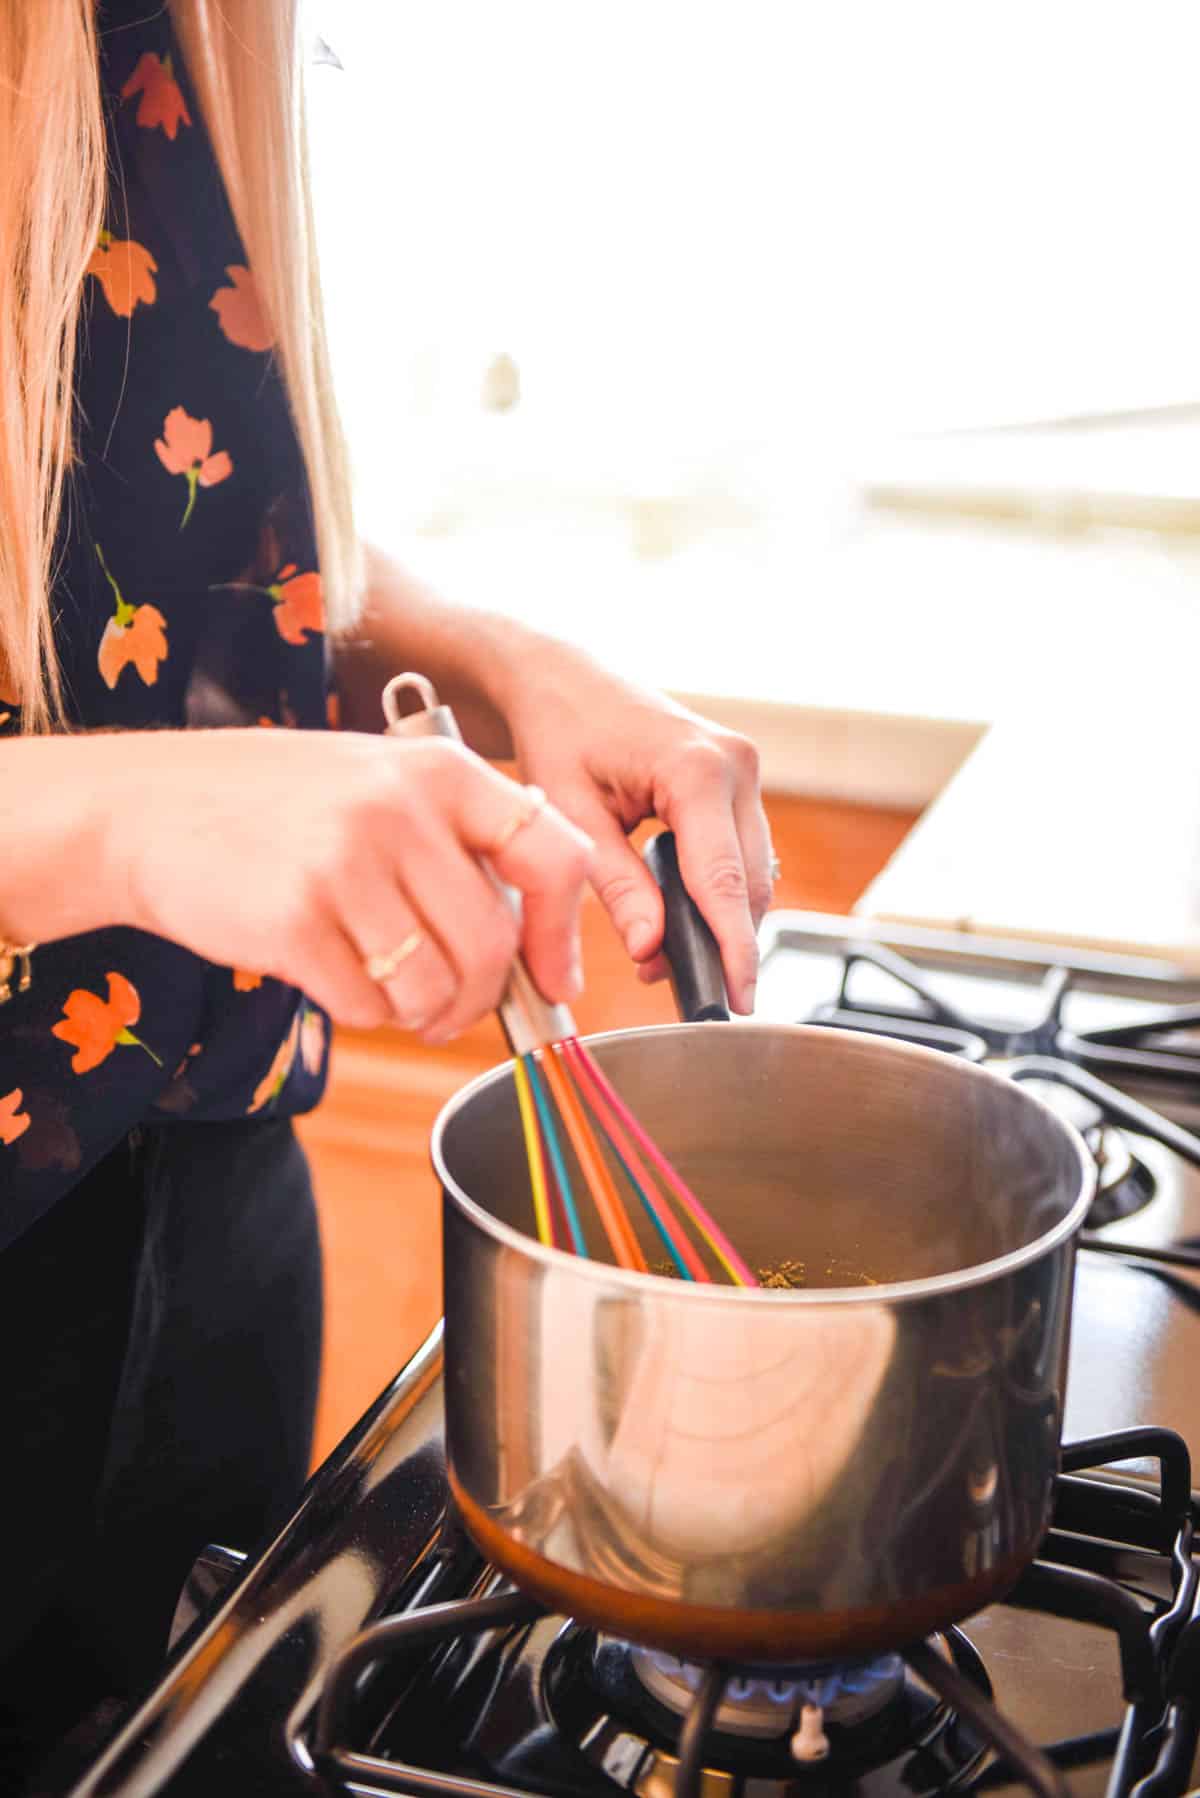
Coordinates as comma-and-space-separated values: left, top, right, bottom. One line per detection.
491, 784, 547, 856
365, 930, 425, 983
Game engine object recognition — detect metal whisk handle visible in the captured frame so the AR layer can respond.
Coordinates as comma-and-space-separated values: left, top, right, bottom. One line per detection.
381, 673, 577, 1057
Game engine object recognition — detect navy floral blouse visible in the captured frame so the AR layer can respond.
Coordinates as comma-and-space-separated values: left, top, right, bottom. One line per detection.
0, 1, 333, 1240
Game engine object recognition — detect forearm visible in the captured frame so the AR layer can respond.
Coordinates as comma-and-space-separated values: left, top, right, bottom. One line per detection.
334, 544, 533, 756
0, 734, 130, 944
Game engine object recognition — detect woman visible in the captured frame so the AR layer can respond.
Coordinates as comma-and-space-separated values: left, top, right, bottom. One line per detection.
0, 3, 771, 1782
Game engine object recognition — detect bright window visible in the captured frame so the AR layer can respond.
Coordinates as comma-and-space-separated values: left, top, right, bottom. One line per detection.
308, 3, 1200, 724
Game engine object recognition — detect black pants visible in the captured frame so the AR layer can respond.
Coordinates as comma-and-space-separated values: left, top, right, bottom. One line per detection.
0, 1119, 323, 1793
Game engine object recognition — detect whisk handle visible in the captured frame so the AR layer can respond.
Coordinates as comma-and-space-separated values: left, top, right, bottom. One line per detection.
643, 831, 730, 1024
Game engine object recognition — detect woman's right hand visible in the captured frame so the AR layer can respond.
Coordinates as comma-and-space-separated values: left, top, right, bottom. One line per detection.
11, 727, 592, 1041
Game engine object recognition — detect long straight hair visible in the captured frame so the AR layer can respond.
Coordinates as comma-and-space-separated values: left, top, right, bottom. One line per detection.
0, 0, 359, 731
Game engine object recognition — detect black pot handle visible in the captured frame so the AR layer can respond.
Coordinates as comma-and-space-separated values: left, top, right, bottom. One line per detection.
642, 831, 730, 1023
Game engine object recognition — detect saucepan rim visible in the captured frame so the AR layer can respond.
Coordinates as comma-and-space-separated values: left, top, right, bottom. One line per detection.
432, 1022, 1096, 1306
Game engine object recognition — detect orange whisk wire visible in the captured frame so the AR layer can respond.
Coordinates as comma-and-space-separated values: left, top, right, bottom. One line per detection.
538, 1045, 648, 1273
570, 1039, 759, 1288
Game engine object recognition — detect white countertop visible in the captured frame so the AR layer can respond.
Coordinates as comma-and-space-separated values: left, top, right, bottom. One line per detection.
857, 704, 1200, 964
365, 494, 1200, 816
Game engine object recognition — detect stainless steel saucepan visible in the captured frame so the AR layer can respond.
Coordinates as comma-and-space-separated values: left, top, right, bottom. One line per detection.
432, 836, 1094, 1664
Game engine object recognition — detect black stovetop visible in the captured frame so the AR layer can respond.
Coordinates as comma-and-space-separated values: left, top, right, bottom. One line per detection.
63, 915, 1200, 1798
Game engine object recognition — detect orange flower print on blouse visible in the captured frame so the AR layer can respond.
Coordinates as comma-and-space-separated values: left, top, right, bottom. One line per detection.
211, 564, 324, 646
52, 972, 163, 1075
210, 264, 274, 352
247, 1013, 300, 1114
95, 545, 167, 689
120, 51, 192, 139
87, 230, 157, 317
154, 406, 233, 528
270, 567, 324, 645
233, 969, 263, 992
0, 1088, 30, 1147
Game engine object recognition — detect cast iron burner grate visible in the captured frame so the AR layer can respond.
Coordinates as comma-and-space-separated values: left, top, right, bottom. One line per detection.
805, 941, 1200, 1249
311, 1430, 1200, 1798
811, 939, 1200, 1076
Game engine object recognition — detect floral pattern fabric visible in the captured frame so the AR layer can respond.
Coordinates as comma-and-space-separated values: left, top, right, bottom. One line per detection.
0, 1, 332, 1242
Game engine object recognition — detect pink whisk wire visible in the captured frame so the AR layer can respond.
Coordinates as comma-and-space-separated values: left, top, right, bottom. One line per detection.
568, 1038, 759, 1288
561, 1038, 710, 1282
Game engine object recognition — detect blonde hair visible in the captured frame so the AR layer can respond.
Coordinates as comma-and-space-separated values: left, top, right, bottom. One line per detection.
0, 0, 359, 731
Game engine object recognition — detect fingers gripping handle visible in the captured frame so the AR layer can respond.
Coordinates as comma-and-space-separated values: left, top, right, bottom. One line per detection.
642, 831, 731, 1024
381, 674, 576, 1056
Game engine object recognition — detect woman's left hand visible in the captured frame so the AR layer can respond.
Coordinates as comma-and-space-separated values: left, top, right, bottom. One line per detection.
501, 639, 772, 1014
342, 547, 772, 1011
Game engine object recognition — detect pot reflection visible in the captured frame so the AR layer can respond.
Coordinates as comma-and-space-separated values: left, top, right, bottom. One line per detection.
536, 1288, 896, 1561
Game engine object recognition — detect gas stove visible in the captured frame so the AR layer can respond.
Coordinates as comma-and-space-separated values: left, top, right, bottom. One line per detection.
63, 915, 1200, 1798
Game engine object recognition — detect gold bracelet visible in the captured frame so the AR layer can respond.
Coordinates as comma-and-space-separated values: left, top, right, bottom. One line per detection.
0, 940, 35, 1005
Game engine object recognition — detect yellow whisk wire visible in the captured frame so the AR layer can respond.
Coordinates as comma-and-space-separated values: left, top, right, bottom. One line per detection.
512, 1054, 554, 1248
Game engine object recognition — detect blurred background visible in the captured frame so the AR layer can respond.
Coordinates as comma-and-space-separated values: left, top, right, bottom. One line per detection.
300, 1, 1200, 1457
309, 0, 1200, 804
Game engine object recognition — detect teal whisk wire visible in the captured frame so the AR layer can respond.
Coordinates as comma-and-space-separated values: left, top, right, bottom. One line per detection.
602, 1132, 694, 1280
523, 1052, 587, 1257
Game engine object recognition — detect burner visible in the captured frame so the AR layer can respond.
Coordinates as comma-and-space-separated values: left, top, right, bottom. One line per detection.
1086, 1125, 1156, 1225
1017, 1078, 1157, 1226
628, 1643, 905, 1757
540, 1625, 991, 1794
